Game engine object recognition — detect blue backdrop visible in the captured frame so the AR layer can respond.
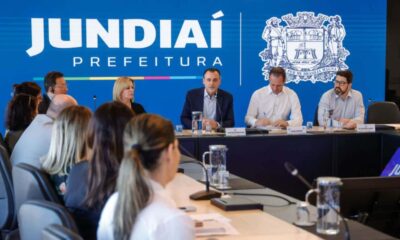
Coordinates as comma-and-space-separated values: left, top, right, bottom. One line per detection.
0, 0, 386, 134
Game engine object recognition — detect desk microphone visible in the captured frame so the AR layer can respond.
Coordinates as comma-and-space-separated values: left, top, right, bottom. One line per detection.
93, 95, 97, 110
179, 146, 221, 200
284, 162, 350, 240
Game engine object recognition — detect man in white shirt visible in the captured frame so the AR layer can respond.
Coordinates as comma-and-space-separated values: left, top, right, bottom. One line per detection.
245, 67, 303, 128
318, 70, 365, 129
11, 94, 77, 168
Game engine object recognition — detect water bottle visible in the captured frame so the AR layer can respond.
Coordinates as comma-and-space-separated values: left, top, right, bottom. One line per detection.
191, 111, 202, 136
324, 109, 334, 132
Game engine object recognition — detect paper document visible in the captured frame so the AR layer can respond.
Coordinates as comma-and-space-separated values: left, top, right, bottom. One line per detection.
191, 213, 239, 237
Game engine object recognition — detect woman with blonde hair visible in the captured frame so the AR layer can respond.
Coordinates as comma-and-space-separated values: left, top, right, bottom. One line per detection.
41, 105, 91, 198
113, 76, 146, 115
97, 114, 194, 240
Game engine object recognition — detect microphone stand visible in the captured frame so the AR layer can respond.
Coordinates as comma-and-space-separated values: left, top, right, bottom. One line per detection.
93, 95, 97, 110
284, 162, 351, 240
180, 154, 221, 201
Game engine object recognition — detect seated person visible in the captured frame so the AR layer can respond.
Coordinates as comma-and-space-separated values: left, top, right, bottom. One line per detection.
97, 114, 194, 240
64, 102, 134, 239
181, 68, 234, 130
245, 67, 303, 128
38, 71, 68, 114
318, 70, 365, 129
11, 94, 77, 168
5, 82, 42, 153
113, 76, 146, 115
41, 105, 91, 199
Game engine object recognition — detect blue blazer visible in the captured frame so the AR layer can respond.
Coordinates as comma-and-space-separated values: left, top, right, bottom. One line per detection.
180, 88, 234, 129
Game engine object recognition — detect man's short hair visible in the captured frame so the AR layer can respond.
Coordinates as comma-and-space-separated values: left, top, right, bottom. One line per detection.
269, 67, 286, 82
203, 68, 221, 78
336, 70, 353, 84
44, 71, 64, 92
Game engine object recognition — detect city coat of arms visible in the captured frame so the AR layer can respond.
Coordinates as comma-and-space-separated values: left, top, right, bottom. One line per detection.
259, 12, 350, 83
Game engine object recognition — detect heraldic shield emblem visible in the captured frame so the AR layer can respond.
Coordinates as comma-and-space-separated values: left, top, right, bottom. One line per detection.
259, 12, 350, 84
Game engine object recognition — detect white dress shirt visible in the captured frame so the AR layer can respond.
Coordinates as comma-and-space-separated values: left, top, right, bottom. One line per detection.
97, 179, 195, 240
245, 85, 303, 127
318, 88, 365, 126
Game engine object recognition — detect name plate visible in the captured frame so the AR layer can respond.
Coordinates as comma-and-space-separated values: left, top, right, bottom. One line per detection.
356, 124, 376, 132
287, 126, 307, 135
225, 128, 246, 136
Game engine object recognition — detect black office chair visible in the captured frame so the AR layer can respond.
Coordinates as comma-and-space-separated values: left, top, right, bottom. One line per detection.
313, 106, 319, 126
12, 163, 62, 214
18, 200, 78, 240
42, 224, 83, 240
0, 133, 5, 149
4, 130, 24, 156
0, 145, 12, 176
366, 101, 400, 124
0, 145, 17, 236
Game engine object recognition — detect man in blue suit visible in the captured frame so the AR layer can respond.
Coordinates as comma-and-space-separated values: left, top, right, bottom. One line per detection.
181, 68, 234, 129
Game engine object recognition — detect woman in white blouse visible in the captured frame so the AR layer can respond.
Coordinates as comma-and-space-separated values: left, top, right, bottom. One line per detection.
97, 114, 194, 240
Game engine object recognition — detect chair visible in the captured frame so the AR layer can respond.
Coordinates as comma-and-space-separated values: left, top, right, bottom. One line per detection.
0, 145, 12, 175
366, 101, 400, 124
42, 224, 83, 240
18, 200, 78, 240
313, 106, 319, 126
12, 163, 61, 213
0, 133, 5, 148
4, 130, 24, 156
0, 145, 17, 234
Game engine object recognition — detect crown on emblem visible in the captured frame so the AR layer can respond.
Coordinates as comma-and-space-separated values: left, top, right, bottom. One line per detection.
282, 12, 328, 28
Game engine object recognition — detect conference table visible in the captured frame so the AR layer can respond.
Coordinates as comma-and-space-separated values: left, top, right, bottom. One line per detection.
178, 128, 400, 199
171, 163, 397, 239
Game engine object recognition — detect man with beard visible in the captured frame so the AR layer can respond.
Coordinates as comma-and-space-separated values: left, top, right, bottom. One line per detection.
180, 68, 234, 130
318, 70, 365, 129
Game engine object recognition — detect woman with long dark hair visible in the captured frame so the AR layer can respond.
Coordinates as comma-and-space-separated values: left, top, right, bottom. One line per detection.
97, 114, 194, 240
65, 101, 134, 239
5, 82, 42, 152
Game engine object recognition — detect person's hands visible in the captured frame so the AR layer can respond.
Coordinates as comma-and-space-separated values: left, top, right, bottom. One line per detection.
343, 121, 357, 129
255, 118, 271, 127
338, 118, 351, 124
272, 119, 289, 128
203, 118, 218, 129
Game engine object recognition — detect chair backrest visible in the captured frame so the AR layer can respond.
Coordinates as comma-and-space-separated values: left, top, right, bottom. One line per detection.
4, 130, 24, 156
18, 200, 78, 240
0, 145, 16, 230
12, 163, 61, 213
42, 224, 83, 240
313, 106, 319, 126
0, 144, 12, 175
0, 133, 5, 149
367, 101, 400, 124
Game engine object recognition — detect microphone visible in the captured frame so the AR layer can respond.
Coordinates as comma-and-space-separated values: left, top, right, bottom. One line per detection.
284, 162, 350, 240
284, 162, 313, 189
93, 95, 97, 110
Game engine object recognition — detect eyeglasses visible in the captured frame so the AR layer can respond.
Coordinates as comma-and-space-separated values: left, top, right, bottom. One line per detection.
334, 80, 348, 86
